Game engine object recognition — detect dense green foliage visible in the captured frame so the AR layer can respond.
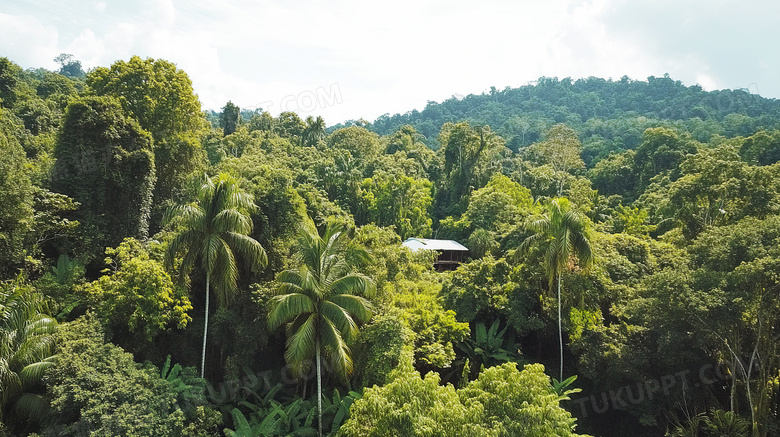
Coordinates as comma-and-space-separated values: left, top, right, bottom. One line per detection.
42, 317, 186, 436
52, 96, 155, 258
82, 238, 192, 351
359, 76, 780, 158
0, 108, 34, 276
0, 279, 57, 430
1, 54, 780, 436
87, 56, 209, 226
339, 362, 585, 436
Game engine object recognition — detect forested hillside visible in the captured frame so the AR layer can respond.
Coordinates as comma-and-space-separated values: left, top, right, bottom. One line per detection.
347, 75, 780, 166
1, 55, 779, 437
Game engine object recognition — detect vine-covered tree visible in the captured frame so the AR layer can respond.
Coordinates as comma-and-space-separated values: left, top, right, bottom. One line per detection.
438, 122, 507, 217
219, 101, 241, 136
52, 96, 156, 259
87, 56, 209, 222
0, 108, 33, 277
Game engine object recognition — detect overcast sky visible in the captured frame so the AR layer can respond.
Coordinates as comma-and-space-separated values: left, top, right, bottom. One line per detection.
1, 0, 777, 124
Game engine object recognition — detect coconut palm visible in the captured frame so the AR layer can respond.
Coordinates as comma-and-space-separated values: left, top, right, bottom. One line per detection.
520, 199, 593, 380
303, 115, 326, 147
268, 218, 374, 437
164, 173, 267, 378
0, 279, 58, 424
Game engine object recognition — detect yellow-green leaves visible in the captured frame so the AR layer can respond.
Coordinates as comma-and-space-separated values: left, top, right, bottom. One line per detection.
83, 238, 192, 345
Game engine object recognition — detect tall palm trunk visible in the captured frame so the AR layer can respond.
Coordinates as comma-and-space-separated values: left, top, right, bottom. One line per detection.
316, 336, 323, 437
202, 273, 210, 378
558, 272, 563, 381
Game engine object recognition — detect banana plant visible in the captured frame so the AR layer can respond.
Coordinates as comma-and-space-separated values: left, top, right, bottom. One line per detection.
273, 397, 317, 435
222, 387, 362, 436
51, 254, 78, 281
457, 319, 521, 369
160, 355, 207, 416
225, 408, 281, 437
549, 375, 581, 400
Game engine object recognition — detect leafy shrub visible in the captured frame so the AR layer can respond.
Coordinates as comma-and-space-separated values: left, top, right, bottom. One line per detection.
41, 316, 187, 436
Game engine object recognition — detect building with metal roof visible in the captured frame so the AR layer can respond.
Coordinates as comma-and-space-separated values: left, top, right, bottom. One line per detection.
402, 238, 469, 271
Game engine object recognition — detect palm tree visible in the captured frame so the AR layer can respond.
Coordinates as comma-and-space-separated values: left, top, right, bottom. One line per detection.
0, 279, 58, 425
303, 115, 326, 147
164, 173, 267, 378
268, 218, 374, 437
520, 199, 593, 381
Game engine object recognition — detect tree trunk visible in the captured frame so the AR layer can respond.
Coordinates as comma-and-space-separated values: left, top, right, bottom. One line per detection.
558, 272, 563, 381
730, 356, 737, 413
316, 337, 323, 437
201, 273, 210, 379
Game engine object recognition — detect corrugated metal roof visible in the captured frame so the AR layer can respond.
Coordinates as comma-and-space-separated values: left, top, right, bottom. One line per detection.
402, 238, 469, 252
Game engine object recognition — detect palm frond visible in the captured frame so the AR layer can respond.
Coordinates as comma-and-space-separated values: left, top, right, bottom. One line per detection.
320, 257, 350, 289
175, 235, 201, 286
12, 393, 49, 423
213, 208, 253, 235
163, 203, 204, 229
18, 360, 55, 390
284, 314, 317, 376
570, 231, 594, 270
319, 318, 352, 380
228, 190, 257, 212
277, 270, 305, 289
319, 301, 358, 342
11, 336, 56, 368
223, 232, 267, 271
526, 217, 552, 234
327, 274, 375, 298
201, 234, 223, 277
298, 230, 324, 279
22, 316, 58, 337
518, 232, 545, 255
212, 239, 239, 306
268, 294, 315, 331
328, 295, 373, 325
165, 229, 200, 272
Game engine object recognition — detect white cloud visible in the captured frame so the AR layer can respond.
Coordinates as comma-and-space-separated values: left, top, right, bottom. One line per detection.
696, 74, 719, 92
596, 0, 780, 98
2, 0, 778, 124
0, 13, 59, 70
67, 29, 104, 68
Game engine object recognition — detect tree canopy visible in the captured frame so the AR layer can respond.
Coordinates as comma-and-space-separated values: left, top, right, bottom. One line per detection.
1, 54, 780, 436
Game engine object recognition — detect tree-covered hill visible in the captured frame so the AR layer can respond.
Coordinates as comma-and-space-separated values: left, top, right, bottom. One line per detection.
341, 75, 780, 165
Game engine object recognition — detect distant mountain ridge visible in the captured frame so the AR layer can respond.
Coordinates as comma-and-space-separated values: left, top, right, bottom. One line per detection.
335, 75, 780, 164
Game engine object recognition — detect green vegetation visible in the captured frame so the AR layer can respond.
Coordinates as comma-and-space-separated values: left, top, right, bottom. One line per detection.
339, 362, 584, 437
1, 54, 779, 436
165, 173, 267, 378
268, 219, 374, 436
520, 198, 594, 380
0, 280, 57, 429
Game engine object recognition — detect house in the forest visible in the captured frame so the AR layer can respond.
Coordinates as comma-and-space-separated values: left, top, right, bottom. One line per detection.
402, 238, 469, 271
